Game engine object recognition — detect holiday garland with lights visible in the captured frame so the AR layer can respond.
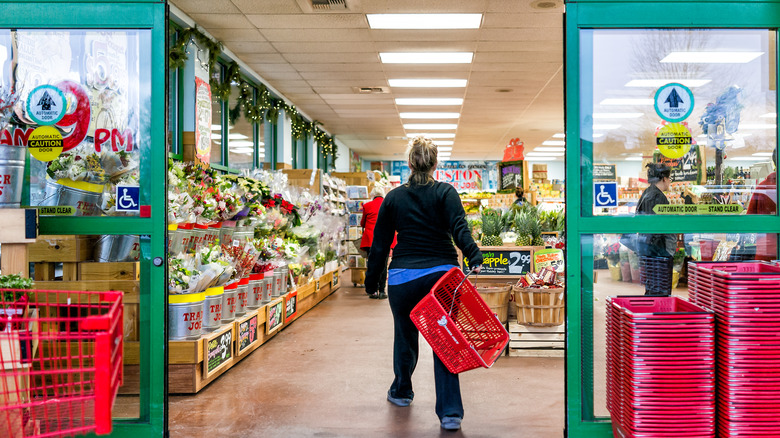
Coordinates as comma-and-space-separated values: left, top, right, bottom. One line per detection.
169, 26, 338, 164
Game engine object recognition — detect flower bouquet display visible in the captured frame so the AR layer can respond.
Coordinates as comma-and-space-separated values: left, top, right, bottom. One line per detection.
605, 242, 622, 281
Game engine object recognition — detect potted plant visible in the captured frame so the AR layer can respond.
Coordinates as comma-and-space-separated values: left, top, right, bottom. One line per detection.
605, 243, 622, 281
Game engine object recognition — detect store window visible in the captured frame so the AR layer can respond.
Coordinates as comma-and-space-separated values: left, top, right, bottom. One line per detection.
581, 29, 777, 217
585, 231, 778, 418
227, 82, 254, 171
1, 29, 150, 216
210, 63, 224, 165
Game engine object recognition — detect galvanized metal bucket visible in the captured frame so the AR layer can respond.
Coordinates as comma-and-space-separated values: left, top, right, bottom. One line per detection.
270, 270, 280, 298
247, 273, 263, 309
279, 265, 289, 293
0, 146, 26, 208
39, 178, 103, 216
94, 234, 140, 262
235, 277, 250, 316
261, 276, 272, 303
221, 283, 238, 323
190, 225, 209, 252
202, 286, 224, 332
168, 292, 205, 340
219, 221, 236, 247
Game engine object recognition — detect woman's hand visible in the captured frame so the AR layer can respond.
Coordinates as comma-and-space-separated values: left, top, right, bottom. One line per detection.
471, 265, 481, 274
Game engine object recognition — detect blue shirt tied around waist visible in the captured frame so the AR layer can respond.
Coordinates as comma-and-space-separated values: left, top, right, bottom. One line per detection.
388, 265, 458, 286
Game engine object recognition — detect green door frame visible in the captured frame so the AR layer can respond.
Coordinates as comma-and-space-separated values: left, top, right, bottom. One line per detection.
0, 2, 167, 436
564, 1, 780, 436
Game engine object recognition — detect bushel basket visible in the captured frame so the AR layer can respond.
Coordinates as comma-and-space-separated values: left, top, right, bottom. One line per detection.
410, 268, 509, 374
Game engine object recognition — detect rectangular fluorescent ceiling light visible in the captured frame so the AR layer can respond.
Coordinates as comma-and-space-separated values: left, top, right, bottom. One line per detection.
625, 157, 644, 161
729, 156, 762, 161
406, 133, 455, 138
661, 51, 764, 63
367, 14, 482, 29
404, 124, 458, 130
625, 79, 711, 87
380, 52, 473, 64
600, 98, 654, 106
527, 152, 564, 157
760, 112, 777, 118
228, 133, 249, 140
436, 143, 453, 148
396, 98, 463, 106
592, 133, 605, 138
542, 140, 566, 146
400, 112, 460, 119
535, 147, 565, 152
552, 133, 566, 138
389, 79, 467, 88
211, 125, 221, 130
229, 140, 254, 147
592, 113, 644, 119
592, 124, 621, 130
231, 147, 254, 154
752, 152, 774, 157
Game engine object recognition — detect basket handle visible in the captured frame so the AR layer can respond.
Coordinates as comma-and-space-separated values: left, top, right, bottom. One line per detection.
447, 267, 478, 317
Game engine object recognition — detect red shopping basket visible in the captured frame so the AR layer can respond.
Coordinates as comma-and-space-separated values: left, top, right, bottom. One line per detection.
0, 289, 123, 437
410, 268, 509, 374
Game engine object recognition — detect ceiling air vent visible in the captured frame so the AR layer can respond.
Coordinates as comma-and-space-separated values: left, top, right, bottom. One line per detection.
312, 0, 347, 10
353, 86, 390, 94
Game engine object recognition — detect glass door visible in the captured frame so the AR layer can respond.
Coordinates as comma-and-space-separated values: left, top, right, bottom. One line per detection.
0, 2, 166, 436
565, 1, 780, 436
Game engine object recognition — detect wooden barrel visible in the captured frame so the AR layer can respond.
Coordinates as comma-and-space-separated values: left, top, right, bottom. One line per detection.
475, 283, 512, 324
512, 286, 565, 327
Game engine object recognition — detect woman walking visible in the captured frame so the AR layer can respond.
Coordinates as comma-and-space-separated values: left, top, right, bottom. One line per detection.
365, 136, 483, 431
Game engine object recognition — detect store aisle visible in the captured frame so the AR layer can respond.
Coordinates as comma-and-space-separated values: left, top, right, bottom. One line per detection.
169, 272, 565, 438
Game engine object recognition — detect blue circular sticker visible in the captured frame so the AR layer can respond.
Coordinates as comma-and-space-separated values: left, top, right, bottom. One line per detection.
26, 84, 66, 126
654, 83, 694, 123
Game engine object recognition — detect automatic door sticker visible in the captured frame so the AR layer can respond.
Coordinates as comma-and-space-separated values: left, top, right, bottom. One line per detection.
594, 181, 618, 208
115, 185, 140, 212
28, 126, 63, 162
654, 83, 694, 123
26, 84, 66, 126
656, 123, 692, 159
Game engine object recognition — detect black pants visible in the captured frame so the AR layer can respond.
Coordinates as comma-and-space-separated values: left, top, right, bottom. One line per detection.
387, 271, 463, 420
364, 247, 388, 293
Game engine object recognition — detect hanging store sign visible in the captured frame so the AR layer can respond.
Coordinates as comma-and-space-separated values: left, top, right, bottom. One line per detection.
654, 83, 694, 123
498, 160, 524, 192
593, 164, 616, 181
391, 161, 498, 191
195, 77, 212, 164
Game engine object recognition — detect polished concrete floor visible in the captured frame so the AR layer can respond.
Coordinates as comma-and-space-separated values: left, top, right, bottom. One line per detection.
169, 272, 566, 438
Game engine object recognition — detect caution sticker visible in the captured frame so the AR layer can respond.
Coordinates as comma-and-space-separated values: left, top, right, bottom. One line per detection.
28, 126, 64, 162
26, 84, 66, 126
656, 123, 692, 159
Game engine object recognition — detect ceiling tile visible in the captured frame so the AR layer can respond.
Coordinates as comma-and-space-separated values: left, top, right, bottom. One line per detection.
260, 28, 371, 42
255, 70, 303, 81
190, 14, 254, 29
481, 28, 563, 42
231, 0, 303, 14
475, 51, 561, 63
204, 28, 266, 42
301, 71, 387, 81
477, 41, 562, 52
283, 52, 378, 63
486, 0, 564, 13
292, 63, 383, 72
246, 13, 367, 29
370, 29, 480, 42
373, 41, 478, 52
483, 12, 562, 28
361, 0, 488, 13
240, 53, 288, 64
170, 0, 240, 14
224, 41, 277, 54
271, 41, 375, 53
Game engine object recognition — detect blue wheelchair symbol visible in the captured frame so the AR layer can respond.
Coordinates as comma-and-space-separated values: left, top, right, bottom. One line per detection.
594, 182, 618, 207
116, 185, 140, 212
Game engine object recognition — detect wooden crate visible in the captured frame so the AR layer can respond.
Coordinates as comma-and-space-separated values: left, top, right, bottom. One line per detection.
282, 169, 321, 195
32, 262, 80, 281
507, 322, 564, 357
78, 262, 140, 280
27, 235, 95, 263
31, 280, 140, 304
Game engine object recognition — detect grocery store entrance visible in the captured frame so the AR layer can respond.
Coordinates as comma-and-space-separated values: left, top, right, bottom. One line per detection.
168, 275, 565, 437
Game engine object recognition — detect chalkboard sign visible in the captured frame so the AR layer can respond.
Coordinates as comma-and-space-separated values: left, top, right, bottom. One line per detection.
285, 291, 298, 323
237, 312, 259, 356
497, 160, 524, 192
332, 272, 339, 287
593, 164, 616, 181
204, 327, 233, 378
266, 298, 284, 335
465, 247, 533, 276
655, 145, 702, 183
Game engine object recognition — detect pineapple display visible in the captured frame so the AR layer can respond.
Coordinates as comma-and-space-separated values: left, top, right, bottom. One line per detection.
480, 209, 503, 246
514, 214, 533, 246
530, 219, 545, 246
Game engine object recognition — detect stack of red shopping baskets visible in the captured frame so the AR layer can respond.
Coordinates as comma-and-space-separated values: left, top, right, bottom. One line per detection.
0, 289, 124, 437
689, 261, 780, 437
606, 296, 716, 438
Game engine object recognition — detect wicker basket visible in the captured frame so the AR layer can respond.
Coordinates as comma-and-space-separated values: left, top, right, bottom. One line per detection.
512, 285, 565, 327
475, 283, 512, 324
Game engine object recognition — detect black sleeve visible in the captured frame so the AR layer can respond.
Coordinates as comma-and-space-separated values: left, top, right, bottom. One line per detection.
442, 185, 483, 267
365, 196, 395, 293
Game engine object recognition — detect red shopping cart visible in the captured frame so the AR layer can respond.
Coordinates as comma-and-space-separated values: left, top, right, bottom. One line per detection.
410, 268, 509, 374
0, 289, 124, 437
